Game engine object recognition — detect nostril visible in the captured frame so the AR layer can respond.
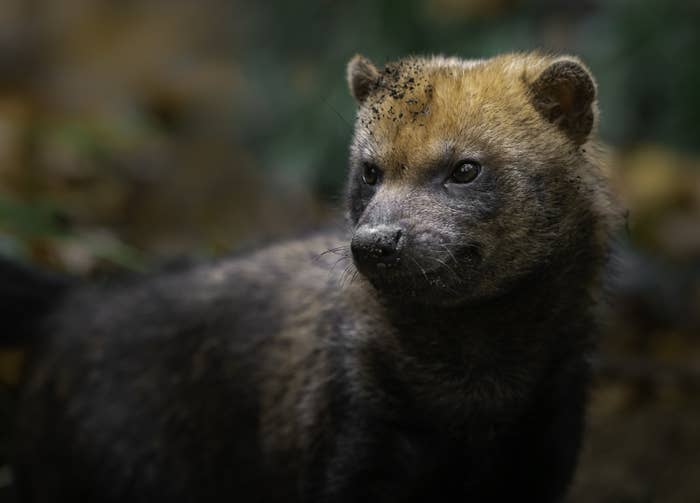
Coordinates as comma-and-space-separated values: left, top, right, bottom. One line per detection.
376, 228, 402, 256
393, 229, 403, 246
351, 224, 405, 268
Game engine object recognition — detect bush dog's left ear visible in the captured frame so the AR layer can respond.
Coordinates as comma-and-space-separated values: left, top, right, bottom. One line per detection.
347, 54, 380, 105
529, 58, 597, 145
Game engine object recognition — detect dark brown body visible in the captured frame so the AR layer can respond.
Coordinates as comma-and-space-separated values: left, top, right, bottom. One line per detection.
14, 228, 593, 502
9, 52, 619, 502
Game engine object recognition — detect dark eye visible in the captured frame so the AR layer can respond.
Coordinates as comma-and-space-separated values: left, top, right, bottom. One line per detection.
362, 163, 380, 186
450, 160, 481, 184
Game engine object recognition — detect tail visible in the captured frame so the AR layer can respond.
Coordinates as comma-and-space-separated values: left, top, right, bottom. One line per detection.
0, 256, 74, 347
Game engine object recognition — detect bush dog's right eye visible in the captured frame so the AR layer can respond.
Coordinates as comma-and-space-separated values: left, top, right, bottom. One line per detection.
362, 163, 380, 186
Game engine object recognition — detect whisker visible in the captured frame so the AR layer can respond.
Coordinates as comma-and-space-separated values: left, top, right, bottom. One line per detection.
339, 263, 356, 289
410, 256, 430, 284
438, 243, 458, 266
314, 246, 350, 261
430, 255, 460, 282
426, 257, 462, 296
330, 256, 349, 270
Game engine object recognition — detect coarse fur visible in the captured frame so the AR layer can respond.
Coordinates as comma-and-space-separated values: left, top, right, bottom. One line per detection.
11, 52, 620, 502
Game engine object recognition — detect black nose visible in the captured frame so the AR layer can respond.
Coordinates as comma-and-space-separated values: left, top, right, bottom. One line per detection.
351, 224, 404, 269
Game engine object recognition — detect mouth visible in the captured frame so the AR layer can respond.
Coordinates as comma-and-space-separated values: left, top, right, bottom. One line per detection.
356, 256, 453, 295
351, 242, 483, 303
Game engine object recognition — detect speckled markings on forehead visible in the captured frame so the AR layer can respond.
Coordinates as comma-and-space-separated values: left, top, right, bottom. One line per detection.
351, 53, 565, 174
358, 57, 433, 131
353, 56, 517, 174
359, 55, 486, 125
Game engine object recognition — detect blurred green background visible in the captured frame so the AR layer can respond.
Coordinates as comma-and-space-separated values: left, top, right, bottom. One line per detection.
0, 0, 699, 501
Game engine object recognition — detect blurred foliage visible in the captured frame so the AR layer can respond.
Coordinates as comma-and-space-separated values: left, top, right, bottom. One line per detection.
229, 0, 700, 196
0, 0, 698, 265
0, 0, 699, 501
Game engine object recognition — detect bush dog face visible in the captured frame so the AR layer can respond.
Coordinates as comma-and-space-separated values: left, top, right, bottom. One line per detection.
347, 54, 611, 306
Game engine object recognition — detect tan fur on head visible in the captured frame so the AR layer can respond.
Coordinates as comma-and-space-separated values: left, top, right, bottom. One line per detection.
345, 53, 602, 179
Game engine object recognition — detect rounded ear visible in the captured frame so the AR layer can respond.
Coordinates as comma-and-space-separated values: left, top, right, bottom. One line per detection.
347, 54, 379, 104
529, 58, 597, 145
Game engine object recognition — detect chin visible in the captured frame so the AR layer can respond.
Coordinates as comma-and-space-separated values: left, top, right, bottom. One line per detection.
362, 268, 475, 308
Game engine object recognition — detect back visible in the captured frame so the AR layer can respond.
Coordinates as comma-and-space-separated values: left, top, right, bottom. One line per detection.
15, 230, 348, 502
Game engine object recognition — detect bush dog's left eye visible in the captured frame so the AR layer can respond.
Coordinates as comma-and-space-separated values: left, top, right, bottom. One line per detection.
450, 160, 481, 184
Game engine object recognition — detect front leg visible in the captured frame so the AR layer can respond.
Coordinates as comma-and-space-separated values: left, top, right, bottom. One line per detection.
487, 370, 588, 503
301, 415, 428, 503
